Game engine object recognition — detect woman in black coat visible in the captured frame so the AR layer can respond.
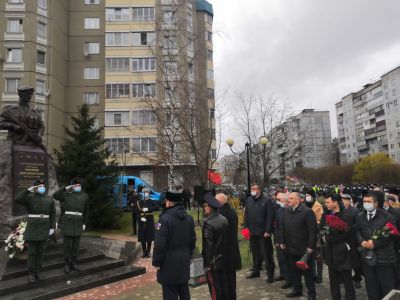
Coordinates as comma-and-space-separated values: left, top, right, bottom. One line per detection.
137, 194, 159, 258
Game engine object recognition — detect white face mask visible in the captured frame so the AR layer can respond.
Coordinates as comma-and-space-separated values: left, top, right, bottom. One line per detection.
277, 201, 285, 208
383, 204, 390, 211
363, 203, 375, 212
305, 195, 313, 202
251, 191, 257, 197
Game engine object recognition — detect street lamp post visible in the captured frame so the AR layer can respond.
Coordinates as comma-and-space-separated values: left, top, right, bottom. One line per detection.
226, 137, 268, 196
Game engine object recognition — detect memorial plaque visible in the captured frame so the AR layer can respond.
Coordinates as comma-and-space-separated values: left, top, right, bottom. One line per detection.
12, 145, 48, 216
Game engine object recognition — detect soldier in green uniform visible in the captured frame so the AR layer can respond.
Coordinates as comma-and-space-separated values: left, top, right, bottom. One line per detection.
52, 178, 89, 274
15, 178, 56, 282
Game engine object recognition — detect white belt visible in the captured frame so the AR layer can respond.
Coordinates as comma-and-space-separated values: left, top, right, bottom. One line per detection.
65, 211, 82, 216
28, 214, 49, 219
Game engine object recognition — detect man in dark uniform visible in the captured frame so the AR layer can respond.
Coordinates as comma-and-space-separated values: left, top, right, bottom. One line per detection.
202, 192, 229, 300
152, 190, 196, 300
15, 178, 56, 282
244, 184, 275, 282
215, 193, 241, 299
0, 86, 44, 144
137, 188, 159, 258
128, 186, 140, 235
52, 178, 89, 273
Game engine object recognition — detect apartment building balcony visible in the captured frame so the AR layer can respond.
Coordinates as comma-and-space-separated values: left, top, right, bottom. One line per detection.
5, 2, 25, 12
36, 64, 47, 74
35, 94, 46, 103
378, 138, 388, 146
4, 32, 24, 41
37, 6, 47, 17
3, 62, 24, 71
37, 36, 48, 46
1, 93, 19, 103
161, 0, 174, 4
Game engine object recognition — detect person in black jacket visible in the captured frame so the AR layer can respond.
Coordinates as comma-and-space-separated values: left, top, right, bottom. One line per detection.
385, 194, 400, 288
152, 190, 196, 300
244, 184, 275, 282
320, 194, 355, 300
216, 193, 241, 300
128, 186, 140, 235
202, 192, 229, 300
282, 192, 318, 300
355, 192, 396, 300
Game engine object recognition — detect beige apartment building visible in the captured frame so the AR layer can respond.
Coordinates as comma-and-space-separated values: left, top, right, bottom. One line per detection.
0, 0, 215, 190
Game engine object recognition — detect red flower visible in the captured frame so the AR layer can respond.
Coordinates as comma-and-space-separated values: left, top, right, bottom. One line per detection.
295, 252, 310, 270
325, 215, 349, 232
241, 228, 250, 240
386, 222, 399, 236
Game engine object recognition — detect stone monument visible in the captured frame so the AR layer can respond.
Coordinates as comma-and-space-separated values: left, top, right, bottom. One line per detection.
0, 86, 59, 239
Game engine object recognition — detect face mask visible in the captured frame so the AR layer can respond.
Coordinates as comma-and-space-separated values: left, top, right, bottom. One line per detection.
305, 195, 313, 202
73, 186, 81, 193
37, 186, 46, 194
363, 203, 375, 212
383, 204, 389, 211
277, 201, 285, 208
251, 191, 257, 197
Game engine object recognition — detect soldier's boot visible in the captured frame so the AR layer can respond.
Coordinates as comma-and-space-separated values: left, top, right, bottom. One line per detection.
35, 266, 41, 280
64, 258, 71, 274
28, 268, 37, 283
70, 257, 81, 272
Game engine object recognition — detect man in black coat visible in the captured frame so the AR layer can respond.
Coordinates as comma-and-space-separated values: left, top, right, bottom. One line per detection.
355, 192, 397, 300
152, 190, 196, 300
202, 192, 229, 300
320, 194, 355, 300
282, 192, 318, 299
244, 184, 275, 282
216, 193, 241, 300
128, 186, 140, 235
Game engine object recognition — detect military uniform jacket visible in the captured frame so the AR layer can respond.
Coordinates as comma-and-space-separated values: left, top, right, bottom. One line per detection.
53, 187, 89, 237
15, 190, 55, 241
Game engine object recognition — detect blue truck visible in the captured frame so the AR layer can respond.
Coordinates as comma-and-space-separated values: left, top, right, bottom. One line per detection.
113, 175, 161, 209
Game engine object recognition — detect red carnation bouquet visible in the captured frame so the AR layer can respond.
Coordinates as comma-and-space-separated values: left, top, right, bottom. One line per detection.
241, 228, 250, 241
371, 222, 399, 240
320, 214, 349, 245
295, 252, 309, 270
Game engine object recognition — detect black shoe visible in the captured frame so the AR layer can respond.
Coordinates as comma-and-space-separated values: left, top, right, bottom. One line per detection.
286, 291, 302, 298
28, 271, 37, 283
35, 267, 41, 280
354, 280, 361, 289
281, 282, 292, 289
64, 263, 71, 274
246, 272, 260, 279
315, 278, 322, 284
308, 296, 316, 300
141, 252, 147, 258
266, 277, 274, 283
275, 275, 285, 281
70, 259, 81, 272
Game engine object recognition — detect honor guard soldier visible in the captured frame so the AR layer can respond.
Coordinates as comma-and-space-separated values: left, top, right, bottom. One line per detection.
137, 188, 159, 258
15, 178, 56, 282
152, 190, 196, 300
53, 178, 89, 273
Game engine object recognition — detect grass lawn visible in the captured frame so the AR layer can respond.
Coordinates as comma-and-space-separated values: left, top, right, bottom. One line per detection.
84, 209, 252, 268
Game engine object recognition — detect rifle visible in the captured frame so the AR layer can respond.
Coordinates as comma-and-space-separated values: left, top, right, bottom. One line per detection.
2, 109, 53, 161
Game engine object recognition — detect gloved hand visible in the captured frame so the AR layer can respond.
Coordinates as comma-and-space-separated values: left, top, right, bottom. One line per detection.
49, 229, 54, 235
28, 186, 37, 192
65, 185, 74, 191
82, 225, 86, 231
143, 207, 149, 212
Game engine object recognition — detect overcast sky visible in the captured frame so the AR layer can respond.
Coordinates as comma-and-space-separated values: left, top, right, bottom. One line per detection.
210, 0, 400, 155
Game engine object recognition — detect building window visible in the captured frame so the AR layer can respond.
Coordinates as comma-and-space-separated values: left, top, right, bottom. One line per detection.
38, 0, 46, 9
394, 99, 398, 106
84, 67, 100, 79
132, 137, 156, 153
207, 69, 214, 81
84, 18, 100, 29
132, 110, 156, 126
132, 7, 155, 22
208, 88, 214, 99
5, 78, 20, 93
163, 10, 177, 24
84, 42, 100, 55
393, 89, 398, 97
106, 8, 130, 21
105, 111, 129, 126
207, 49, 213, 61
106, 32, 130, 46
205, 30, 212, 41
8, 0, 24, 3
37, 51, 45, 65
132, 83, 156, 98
7, 19, 23, 33
209, 149, 216, 159
391, 144, 395, 149
83, 92, 99, 105
209, 108, 215, 119
6, 48, 22, 63
164, 36, 177, 50
106, 58, 130, 72
164, 61, 178, 75
106, 84, 130, 99
84, 0, 100, 4
36, 80, 45, 95
132, 58, 156, 72
106, 138, 130, 154
132, 32, 155, 46
37, 22, 46, 37
187, 11, 193, 30
205, 13, 213, 25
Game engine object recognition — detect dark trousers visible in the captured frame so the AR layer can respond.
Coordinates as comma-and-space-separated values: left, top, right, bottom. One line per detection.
63, 236, 80, 260
315, 247, 323, 281
162, 283, 190, 300
131, 211, 138, 235
27, 241, 46, 269
288, 253, 316, 298
328, 267, 355, 300
362, 262, 395, 300
221, 270, 237, 300
250, 236, 275, 277
276, 246, 289, 280
206, 270, 230, 300
141, 241, 152, 255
